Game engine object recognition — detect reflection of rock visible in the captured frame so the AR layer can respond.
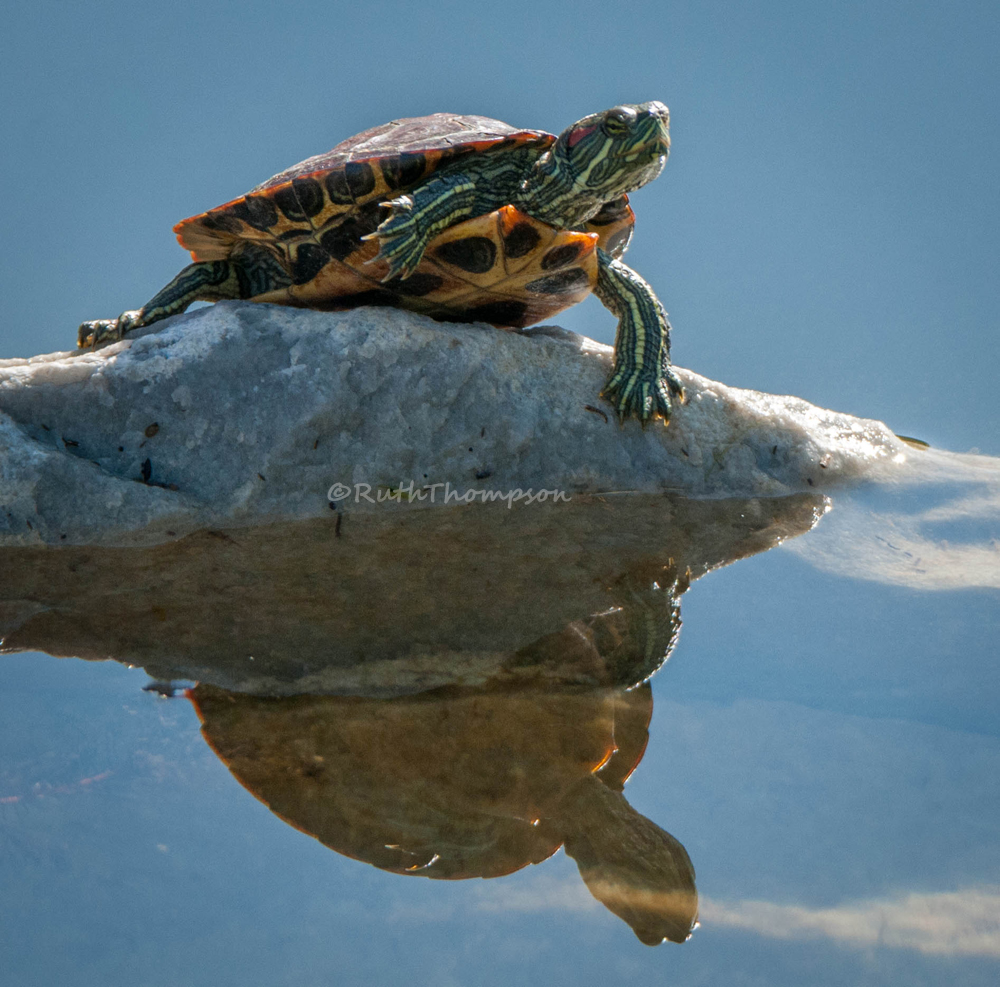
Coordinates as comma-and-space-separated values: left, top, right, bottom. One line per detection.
0, 493, 823, 693
0, 303, 904, 547
785, 445, 1000, 591
0, 489, 824, 944
191, 677, 697, 944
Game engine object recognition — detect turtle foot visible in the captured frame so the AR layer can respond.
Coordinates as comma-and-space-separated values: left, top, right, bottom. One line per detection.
77, 310, 143, 349
601, 366, 685, 425
363, 195, 426, 281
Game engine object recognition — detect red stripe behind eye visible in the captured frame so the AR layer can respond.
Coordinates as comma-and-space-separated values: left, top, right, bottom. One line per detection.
567, 125, 597, 148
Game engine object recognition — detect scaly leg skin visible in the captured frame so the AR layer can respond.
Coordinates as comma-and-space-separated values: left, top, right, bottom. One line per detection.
78, 261, 238, 348
594, 248, 684, 424
366, 173, 479, 281
77, 246, 292, 348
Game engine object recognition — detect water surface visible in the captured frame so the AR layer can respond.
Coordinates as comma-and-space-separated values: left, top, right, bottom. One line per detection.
2, 458, 998, 986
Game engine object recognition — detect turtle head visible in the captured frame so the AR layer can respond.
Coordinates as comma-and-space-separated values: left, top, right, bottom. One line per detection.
522, 102, 670, 226
559, 102, 670, 194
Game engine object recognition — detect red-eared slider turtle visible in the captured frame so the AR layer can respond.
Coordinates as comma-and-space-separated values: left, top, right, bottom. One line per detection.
79, 102, 683, 423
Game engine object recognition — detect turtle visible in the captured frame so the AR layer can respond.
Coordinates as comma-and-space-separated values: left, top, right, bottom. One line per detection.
79, 102, 683, 423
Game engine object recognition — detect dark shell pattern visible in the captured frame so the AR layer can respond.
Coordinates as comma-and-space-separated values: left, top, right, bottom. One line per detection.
173, 114, 636, 329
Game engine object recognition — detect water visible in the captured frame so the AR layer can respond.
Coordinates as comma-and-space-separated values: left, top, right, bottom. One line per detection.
2, 458, 997, 986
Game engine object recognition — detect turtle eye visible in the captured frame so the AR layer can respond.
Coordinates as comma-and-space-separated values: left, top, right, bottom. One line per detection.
603, 107, 636, 136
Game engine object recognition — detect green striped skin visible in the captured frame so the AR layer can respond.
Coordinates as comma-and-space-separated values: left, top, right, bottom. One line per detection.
79, 256, 272, 346
530, 102, 680, 423
594, 250, 683, 422
135, 244, 294, 325
372, 102, 680, 423
368, 146, 542, 280
365, 174, 480, 280
374, 104, 669, 278
81, 261, 246, 344
78, 103, 682, 426
143, 260, 241, 315
518, 102, 670, 229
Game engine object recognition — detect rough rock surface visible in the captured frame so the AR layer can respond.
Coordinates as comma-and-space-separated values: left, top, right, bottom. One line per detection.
0, 302, 907, 546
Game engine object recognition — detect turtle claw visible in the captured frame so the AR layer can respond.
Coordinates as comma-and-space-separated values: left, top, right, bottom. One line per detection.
77, 310, 143, 349
663, 365, 685, 401
361, 246, 418, 281
601, 367, 684, 425
378, 250, 420, 282
367, 195, 427, 282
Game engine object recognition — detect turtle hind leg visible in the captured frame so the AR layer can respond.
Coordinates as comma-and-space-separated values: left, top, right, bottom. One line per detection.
78, 260, 239, 348
77, 245, 293, 349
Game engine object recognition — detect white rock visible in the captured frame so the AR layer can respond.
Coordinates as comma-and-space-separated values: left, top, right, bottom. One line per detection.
0, 301, 907, 547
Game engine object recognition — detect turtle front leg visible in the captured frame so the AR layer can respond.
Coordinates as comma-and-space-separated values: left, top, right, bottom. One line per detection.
367, 173, 479, 280
594, 248, 684, 424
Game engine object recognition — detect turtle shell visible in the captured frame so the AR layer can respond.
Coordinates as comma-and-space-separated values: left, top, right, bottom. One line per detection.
189, 681, 654, 880
173, 114, 635, 329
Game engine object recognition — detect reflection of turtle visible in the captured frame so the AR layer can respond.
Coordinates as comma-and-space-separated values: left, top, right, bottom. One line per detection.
79, 103, 683, 422
191, 682, 697, 945
189, 573, 697, 945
